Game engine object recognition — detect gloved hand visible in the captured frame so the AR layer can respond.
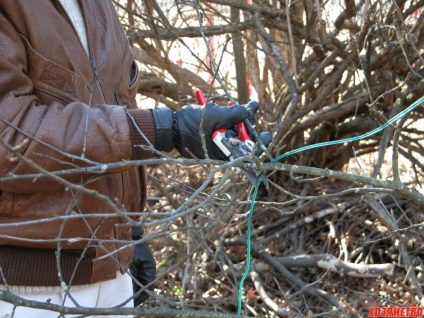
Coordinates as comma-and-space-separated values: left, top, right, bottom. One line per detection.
175, 103, 251, 159
129, 226, 156, 306
152, 101, 271, 159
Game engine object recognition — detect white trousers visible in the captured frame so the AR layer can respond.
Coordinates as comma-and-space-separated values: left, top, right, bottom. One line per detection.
0, 272, 134, 318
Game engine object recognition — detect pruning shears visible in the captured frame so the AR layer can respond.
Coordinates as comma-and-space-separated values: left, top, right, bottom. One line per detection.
195, 89, 262, 187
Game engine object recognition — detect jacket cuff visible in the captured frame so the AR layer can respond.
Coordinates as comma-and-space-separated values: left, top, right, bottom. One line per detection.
152, 107, 175, 153
127, 109, 156, 160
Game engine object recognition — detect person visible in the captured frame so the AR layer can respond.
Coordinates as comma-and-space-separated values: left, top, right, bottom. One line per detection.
0, 1, 270, 317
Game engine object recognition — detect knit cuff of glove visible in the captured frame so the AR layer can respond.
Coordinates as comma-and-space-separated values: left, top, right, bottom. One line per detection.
152, 107, 175, 153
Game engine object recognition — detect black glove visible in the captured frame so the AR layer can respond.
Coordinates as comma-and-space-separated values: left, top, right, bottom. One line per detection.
153, 103, 248, 160
153, 102, 272, 159
177, 101, 272, 158
130, 226, 156, 306
176, 103, 252, 159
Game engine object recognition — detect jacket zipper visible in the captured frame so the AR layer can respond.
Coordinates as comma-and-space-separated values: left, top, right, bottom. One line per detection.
58, 0, 106, 103
78, 1, 125, 204
79, 1, 125, 204
78, 0, 107, 104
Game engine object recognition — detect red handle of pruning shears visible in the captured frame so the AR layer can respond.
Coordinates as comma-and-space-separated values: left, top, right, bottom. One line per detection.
195, 89, 253, 143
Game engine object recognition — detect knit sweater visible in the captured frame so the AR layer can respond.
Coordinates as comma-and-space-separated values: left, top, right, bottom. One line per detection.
58, 0, 89, 56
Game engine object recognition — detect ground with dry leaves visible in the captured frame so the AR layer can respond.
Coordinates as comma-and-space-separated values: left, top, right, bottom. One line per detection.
139, 152, 423, 317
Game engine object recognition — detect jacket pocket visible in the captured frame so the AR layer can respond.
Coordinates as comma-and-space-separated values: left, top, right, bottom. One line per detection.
115, 45, 138, 109
129, 60, 139, 88
0, 191, 14, 218
19, 34, 93, 104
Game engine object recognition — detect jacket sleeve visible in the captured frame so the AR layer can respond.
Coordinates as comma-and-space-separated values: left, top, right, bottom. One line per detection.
0, 13, 155, 193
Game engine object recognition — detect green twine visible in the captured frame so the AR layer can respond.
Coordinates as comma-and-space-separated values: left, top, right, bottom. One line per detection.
237, 96, 424, 315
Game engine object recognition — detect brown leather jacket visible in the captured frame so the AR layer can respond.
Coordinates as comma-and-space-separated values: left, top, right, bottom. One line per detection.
0, 1, 156, 286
